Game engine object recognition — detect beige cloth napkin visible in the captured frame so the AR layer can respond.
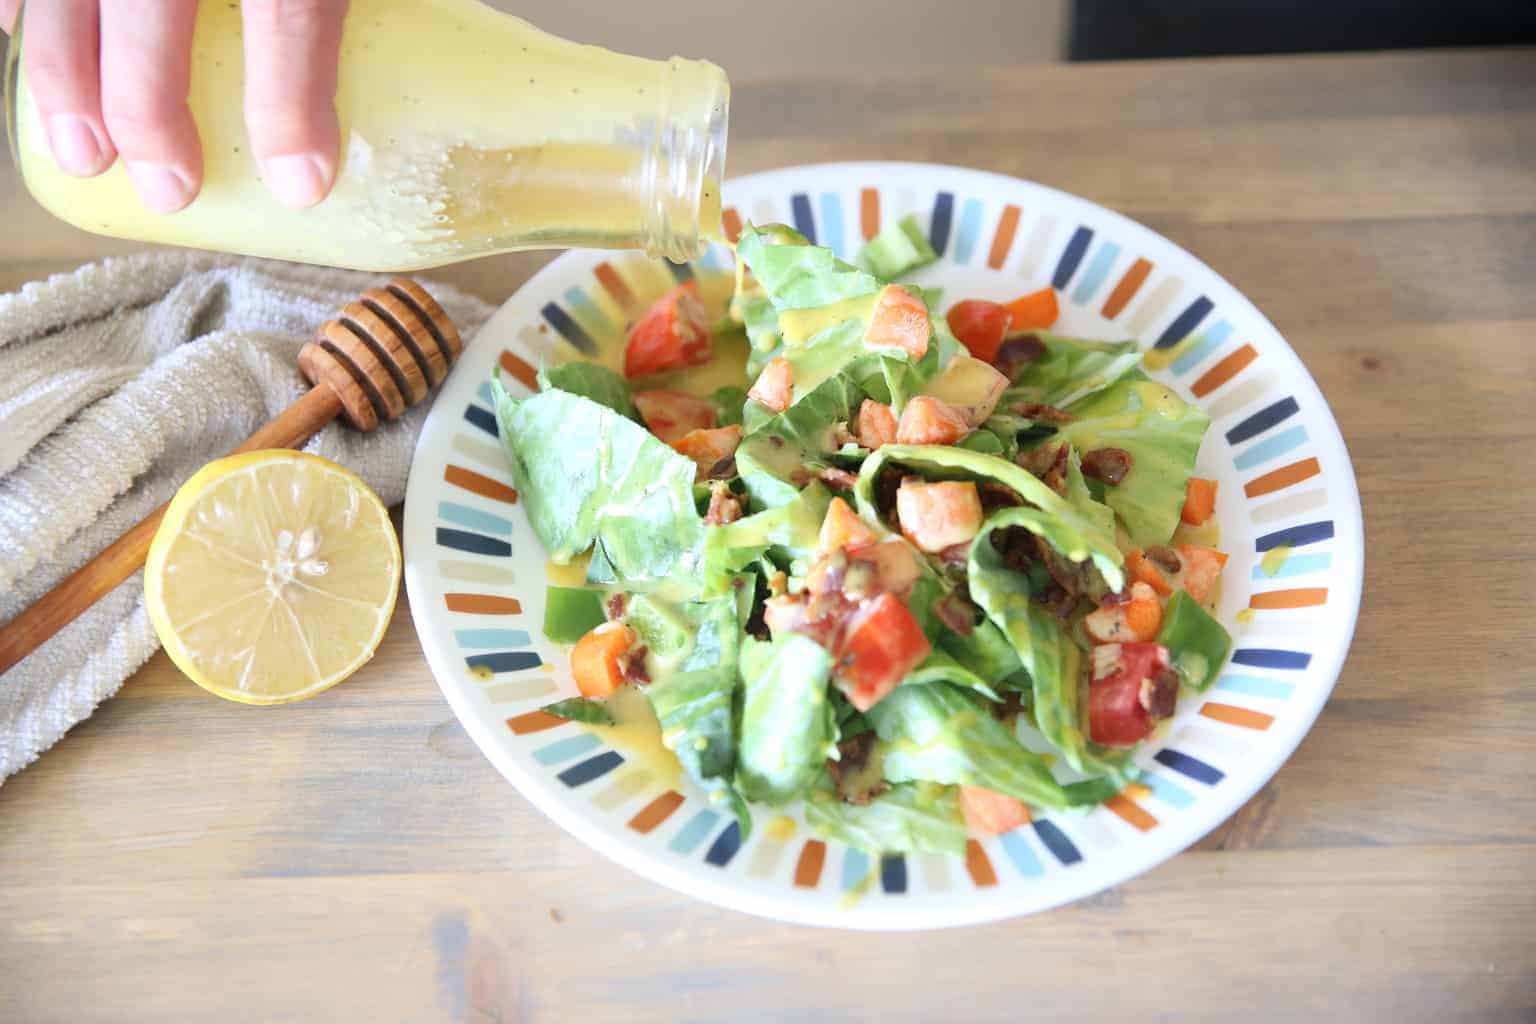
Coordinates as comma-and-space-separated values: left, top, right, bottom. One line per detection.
0, 252, 493, 779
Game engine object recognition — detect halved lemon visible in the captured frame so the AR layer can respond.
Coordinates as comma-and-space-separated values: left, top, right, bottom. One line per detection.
144, 450, 401, 704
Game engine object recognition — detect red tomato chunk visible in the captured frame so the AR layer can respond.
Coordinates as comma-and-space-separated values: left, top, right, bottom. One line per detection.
623, 282, 712, 378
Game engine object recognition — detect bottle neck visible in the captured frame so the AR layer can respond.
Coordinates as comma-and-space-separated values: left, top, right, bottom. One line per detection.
640, 58, 729, 263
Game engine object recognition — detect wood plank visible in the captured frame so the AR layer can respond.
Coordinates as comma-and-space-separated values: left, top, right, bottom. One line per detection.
0, 846, 1531, 1022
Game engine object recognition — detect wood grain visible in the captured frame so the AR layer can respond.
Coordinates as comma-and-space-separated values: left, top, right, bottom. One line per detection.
3, 48, 1536, 1023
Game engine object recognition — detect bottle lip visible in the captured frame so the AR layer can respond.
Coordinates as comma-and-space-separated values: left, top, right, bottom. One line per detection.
644, 57, 729, 264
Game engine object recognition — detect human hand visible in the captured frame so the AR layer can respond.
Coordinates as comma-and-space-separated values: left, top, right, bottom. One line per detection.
1, 0, 348, 212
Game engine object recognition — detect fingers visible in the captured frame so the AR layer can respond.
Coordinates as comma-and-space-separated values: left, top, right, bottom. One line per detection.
241, 0, 348, 208
17, 0, 116, 176
1, 1, 21, 34
99, 0, 202, 212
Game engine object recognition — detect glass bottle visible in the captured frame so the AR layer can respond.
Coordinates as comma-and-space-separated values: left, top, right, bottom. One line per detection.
3, 0, 728, 271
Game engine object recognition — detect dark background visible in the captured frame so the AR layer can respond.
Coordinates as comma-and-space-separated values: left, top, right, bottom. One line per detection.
1069, 0, 1536, 60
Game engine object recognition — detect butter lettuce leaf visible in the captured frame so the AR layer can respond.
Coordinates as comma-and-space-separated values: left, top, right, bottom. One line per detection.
856, 214, 938, 280
1002, 333, 1143, 408
736, 635, 838, 805
1050, 379, 1209, 546
866, 683, 1070, 810
804, 780, 966, 856
968, 509, 1136, 784
637, 595, 750, 835
701, 483, 831, 587
536, 362, 638, 421
853, 444, 1124, 593
491, 373, 704, 590
736, 222, 882, 313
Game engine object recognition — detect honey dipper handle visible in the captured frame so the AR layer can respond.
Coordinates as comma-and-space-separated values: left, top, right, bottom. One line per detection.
0, 387, 344, 678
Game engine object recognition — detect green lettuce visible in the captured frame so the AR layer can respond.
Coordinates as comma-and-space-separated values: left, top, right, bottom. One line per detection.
968, 509, 1135, 784
633, 595, 749, 835
1049, 379, 1209, 546
491, 373, 704, 590
865, 683, 1070, 810
856, 214, 938, 280
853, 444, 1124, 593
700, 483, 831, 587
736, 223, 882, 313
737, 374, 867, 508
535, 362, 638, 420
804, 780, 966, 855
736, 635, 838, 805
1002, 333, 1143, 407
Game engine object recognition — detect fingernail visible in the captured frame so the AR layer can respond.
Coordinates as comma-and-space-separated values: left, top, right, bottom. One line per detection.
261, 153, 330, 209
47, 115, 109, 176
124, 161, 196, 213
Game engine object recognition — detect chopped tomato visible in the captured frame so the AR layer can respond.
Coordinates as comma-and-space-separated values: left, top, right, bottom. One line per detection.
896, 479, 983, 554
671, 425, 742, 479
633, 388, 715, 444
863, 284, 931, 360
570, 621, 636, 698
747, 356, 794, 413
819, 496, 878, 555
1177, 545, 1228, 604
623, 282, 712, 378
1084, 582, 1164, 643
835, 592, 931, 711
1087, 641, 1174, 747
1181, 478, 1218, 526
1001, 286, 1059, 332
946, 299, 1012, 362
856, 399, 898, 449
960, 785, 1031, 836
895, 395, 970, 445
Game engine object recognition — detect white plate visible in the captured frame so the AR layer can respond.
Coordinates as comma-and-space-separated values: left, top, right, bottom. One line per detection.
402, 162, 1364, 929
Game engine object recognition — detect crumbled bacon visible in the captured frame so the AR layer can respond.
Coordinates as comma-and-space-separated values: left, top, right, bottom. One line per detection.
704, 482, 744, 525
1009, 401, 1075, 424
619, 644, 651, 685
1140, 667, 1180, 720
933, 588, 977, 636
827, 732, 888, 806
1081, 447, 1133, 485
990, 690, 1027, 723
873, 465, 904, 522
1144, 545, 1183, 574
1017, 442, 1069, 495
816, 465, 859, 491
993, 333, 1048, 380
979, 481, 1025, 514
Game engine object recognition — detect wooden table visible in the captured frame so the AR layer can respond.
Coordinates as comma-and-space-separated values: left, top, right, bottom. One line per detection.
4, 48, 1535, 1022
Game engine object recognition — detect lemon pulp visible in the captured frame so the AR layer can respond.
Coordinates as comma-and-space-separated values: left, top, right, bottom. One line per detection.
144, 450, 401, 704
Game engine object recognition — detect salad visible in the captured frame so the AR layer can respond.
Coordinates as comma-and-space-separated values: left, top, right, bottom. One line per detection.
491, 216, 1233, 855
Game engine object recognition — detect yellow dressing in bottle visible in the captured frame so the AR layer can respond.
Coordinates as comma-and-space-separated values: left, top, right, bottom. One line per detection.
5, 0, 727, 270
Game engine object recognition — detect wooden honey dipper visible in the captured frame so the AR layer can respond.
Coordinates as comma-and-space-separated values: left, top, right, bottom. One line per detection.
0, 277, 464, 677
